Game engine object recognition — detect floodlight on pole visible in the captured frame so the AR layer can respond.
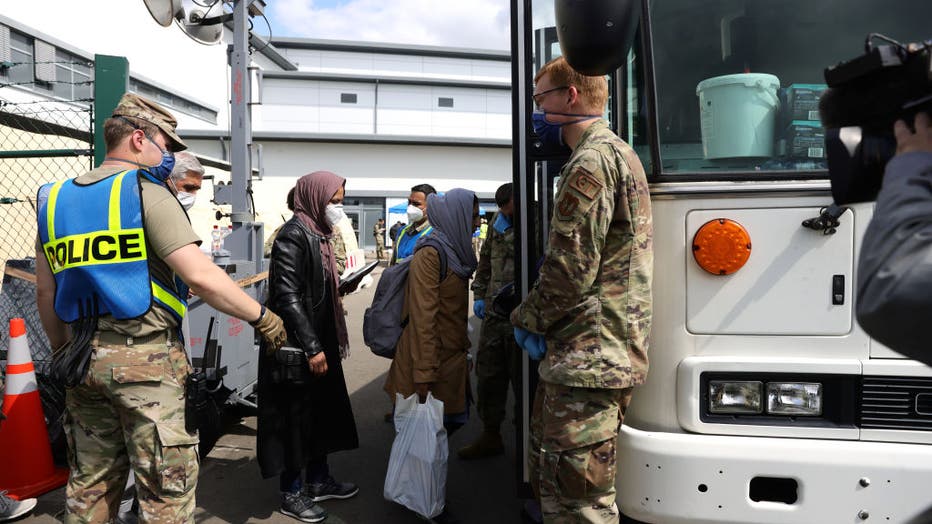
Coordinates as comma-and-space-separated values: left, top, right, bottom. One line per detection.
143, 0, 183, 27
140, 0, 263, 269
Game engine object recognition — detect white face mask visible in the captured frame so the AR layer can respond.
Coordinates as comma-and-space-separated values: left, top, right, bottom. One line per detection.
324, 203, 346, 226
176, 191, 196, 211
406, 204, 424, 224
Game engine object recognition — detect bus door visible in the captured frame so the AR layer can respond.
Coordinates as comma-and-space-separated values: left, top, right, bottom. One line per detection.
510, 0, 623, 493
513, 0, 932, 522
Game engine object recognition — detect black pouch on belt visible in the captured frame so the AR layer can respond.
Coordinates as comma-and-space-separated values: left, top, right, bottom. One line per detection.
185, 370, 209, 434
269, 347, 311, 386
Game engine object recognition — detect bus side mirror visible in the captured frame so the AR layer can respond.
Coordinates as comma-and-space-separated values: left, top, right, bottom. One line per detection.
555, 0, 641, 76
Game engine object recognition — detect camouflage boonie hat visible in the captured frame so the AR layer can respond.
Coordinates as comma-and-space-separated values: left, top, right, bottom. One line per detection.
111, 93, 187, 151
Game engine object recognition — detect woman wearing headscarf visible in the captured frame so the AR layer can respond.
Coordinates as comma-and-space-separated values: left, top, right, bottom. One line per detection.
385, 188, 480, 428
258, 171, 359, 523
384, 188, 479, 524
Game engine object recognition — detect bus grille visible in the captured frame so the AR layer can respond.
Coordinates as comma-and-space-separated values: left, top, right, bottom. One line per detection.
860, 376, 932, 431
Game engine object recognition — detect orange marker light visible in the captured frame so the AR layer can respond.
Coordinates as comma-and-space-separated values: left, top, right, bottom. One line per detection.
692, 219, 752, 275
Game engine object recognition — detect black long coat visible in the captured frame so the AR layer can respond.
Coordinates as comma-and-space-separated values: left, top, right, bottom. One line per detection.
257, 218, 359, 478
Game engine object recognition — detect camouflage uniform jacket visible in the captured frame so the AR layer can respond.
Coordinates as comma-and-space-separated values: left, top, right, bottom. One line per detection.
333, 226, 347, 274
511, 119, 653, 389
471, 211, 515, 309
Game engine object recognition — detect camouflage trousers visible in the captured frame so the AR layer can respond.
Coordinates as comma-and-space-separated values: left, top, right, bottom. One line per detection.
475, 314, 520, 430
63, 333, 199, 524
528, 380, 633, 524
376, 239, 385, 260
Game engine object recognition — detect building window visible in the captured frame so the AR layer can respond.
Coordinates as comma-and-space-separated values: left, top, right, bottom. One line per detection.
438, 97, 454, 108
7, 29, 34, 86
0, 25, 11, 64
33, 40, 56, 83
340, 93, 357, 104
53, 48, 92, 102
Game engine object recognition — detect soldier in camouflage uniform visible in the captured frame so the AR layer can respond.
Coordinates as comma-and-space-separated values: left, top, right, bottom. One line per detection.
333, 224, 347, 274
264, 188, 295, 259
511, 56, 653, 523
458, 183, 519, 460
373, 219, 386, 261
34, 94, 286, 523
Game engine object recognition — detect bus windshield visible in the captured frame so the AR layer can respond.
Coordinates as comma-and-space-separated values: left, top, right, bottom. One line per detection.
650, 0, 931, 176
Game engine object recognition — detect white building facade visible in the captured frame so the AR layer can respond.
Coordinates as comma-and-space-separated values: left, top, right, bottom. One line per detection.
0, 3, 513, 251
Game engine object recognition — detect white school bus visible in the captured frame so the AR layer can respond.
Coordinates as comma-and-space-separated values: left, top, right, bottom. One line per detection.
510, 1, 932, 522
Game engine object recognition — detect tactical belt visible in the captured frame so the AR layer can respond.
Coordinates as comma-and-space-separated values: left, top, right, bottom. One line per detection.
96, 329, 172, 347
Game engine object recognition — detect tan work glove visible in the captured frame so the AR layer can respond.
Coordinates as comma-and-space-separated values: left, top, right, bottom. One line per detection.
250, 306, 286, 352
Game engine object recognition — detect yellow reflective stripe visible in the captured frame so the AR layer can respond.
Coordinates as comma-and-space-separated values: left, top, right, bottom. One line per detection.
45, 180, 67, 241
42, 228, 147, 274
152, 281, 186, 319
109, 170, 130, 230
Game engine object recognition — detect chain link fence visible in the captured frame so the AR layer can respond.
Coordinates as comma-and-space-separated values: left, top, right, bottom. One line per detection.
0, 65, 93, 382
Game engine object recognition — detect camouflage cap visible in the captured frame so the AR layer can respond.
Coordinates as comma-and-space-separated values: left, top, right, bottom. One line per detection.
111, 93, 187, 151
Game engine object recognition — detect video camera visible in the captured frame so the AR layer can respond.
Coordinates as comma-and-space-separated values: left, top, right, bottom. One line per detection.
820, 34, 932, 205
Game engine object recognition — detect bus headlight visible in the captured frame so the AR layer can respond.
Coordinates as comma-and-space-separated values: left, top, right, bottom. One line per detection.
766, 382, 823, 416
709, 381, 762, 414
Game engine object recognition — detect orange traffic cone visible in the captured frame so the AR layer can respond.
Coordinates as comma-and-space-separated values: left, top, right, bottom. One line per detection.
0, 318, 68, 499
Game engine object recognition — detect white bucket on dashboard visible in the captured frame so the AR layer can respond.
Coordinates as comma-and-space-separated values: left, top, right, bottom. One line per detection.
696, 73, 780, 159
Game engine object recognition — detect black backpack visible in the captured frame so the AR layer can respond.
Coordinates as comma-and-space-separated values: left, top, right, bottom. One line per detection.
363, 241, 448, 358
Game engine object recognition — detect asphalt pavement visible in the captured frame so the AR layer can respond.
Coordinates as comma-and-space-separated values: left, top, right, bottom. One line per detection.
19, 263, 528, 523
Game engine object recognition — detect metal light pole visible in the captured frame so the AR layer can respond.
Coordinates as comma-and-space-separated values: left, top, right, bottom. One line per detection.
226, 0, 263, 271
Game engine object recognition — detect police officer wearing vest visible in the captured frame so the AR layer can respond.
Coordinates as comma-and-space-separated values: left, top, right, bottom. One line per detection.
389, 183, 437, 265
35, 93, 287, 523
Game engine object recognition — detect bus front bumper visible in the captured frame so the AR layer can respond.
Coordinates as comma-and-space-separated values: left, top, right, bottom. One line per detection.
617, 425, 932, 523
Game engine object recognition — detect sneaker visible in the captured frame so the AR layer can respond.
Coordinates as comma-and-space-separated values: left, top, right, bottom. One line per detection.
305, 476, 359, 502
280, 492, 327, 523
456, 430, 504, 460
0, 491, 38, 522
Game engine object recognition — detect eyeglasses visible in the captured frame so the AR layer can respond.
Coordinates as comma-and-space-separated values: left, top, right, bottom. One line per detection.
118, 115, 170, 152
532, 85, 568, 107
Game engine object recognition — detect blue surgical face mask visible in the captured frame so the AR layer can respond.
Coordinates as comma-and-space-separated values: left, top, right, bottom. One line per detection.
144, 134, 175, 183
492, 213, 512, 234
531, 111, 601, 149
532, 111, 565, 148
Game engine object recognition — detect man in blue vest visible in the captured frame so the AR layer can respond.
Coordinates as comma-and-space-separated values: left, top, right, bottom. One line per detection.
35, 93, 287, 523
389, 183, 437, 265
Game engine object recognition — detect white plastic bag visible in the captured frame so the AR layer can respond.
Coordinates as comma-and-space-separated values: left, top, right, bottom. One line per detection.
383, 392, 448, 519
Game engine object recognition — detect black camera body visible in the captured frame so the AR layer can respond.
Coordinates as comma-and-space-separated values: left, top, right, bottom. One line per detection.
820, 36, 932, 204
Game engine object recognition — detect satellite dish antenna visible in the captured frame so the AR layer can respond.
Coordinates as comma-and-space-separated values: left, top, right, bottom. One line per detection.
143, 0, 183, 27
176, 7, 225, 46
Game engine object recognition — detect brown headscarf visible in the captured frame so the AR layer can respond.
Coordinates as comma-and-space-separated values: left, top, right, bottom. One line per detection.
292, 171, 350, 358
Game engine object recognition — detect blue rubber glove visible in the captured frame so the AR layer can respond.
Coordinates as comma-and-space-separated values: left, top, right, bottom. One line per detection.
514, 327, 530, 350
514, 328, 547, 360
473, 299, 486, 319
525, 333, 546, 360
492, 213, 512, 234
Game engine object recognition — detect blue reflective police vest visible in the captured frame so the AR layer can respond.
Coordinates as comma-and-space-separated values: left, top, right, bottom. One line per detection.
36, 170, 187, 324
394, 223, 433, 263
